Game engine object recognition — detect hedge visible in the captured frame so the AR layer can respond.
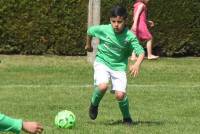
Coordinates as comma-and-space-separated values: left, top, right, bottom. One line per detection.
0, 0, 199, 56
149, 0, 200, 56
0, 0, 87, 55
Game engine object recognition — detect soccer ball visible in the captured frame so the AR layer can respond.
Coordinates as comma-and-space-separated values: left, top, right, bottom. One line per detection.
55, 110, 76, 129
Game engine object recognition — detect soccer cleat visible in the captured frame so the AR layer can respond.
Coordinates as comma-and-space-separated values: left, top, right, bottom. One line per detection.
89, 103, 98, 120
123, 117, 133, 125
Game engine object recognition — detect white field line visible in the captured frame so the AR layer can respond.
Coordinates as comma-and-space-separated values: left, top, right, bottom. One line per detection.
0, 84, 200, 88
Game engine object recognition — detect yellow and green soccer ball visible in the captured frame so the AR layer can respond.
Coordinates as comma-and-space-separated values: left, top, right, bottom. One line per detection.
55, 110, 76, 129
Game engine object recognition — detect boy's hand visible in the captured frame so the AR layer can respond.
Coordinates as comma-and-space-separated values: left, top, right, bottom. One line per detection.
129, 64, 140, 77
85, 35, 93, 52
22, 121, 43, 134
129, 53, 144, 77
85, 44, 93, 52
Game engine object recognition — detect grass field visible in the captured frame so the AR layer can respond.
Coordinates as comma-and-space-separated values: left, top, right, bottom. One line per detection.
0, 55, 200, 134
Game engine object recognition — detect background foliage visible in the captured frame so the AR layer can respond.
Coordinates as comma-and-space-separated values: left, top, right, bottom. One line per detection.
0, 0, 87, 55
149, 0, 200, 56
0, 0, 199, 56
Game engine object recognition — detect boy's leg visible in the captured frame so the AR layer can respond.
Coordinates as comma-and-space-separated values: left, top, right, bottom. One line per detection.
91, 85, 107, 106
89, 84, 107, 119
117, 94, 132, 124
89, 61, 109, 120
111, 70, 133, 124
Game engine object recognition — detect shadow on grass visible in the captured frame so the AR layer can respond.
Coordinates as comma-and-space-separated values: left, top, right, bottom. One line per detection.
104, 119, 166, 126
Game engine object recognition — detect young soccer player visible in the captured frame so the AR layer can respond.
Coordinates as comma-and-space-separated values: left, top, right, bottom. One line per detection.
131, 0, 159, 60
0, 113, 43, 134
85, 5, 145, 124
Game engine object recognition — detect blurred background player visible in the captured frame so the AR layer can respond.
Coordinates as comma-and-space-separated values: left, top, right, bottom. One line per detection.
131, 0, 159, 60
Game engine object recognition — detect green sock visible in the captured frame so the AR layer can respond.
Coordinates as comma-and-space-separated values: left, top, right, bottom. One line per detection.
118, 96, 131, 119
91, 86, 105, 106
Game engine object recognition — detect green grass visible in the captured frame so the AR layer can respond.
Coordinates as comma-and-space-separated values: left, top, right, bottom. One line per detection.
0, 55, 200, 134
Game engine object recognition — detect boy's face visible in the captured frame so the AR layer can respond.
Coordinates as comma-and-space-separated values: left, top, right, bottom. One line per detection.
110, 16, 125, 33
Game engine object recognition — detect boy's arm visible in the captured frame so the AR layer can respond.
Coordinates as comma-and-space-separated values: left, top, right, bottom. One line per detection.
85, 35, 93, 52
85, 25, 101, 52
129, 52, 144, 77
129, 32, 145, 77
0, 113, 22, 134
0, 113, 43, 134
131, 3, 144, 32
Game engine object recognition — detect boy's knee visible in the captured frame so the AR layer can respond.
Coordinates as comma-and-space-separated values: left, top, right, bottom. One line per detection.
98, 83, 108, 92
115, 91, 125, 100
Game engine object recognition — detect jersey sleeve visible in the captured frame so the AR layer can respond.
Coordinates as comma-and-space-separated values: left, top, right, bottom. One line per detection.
0, 113, 23, 134
87, 25, 105, 37
130, 34, 144, 56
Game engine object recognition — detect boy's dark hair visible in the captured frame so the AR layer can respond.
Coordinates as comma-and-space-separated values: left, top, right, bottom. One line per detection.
110, 5, 127, 19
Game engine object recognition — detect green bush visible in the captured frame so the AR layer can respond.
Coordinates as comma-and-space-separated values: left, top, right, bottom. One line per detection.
0, 0, 199, 56
149, 0, 200, 56
0, 0, 87, 55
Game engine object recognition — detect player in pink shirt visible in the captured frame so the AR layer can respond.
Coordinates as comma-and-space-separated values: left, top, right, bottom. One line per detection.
131, 0, 159, 60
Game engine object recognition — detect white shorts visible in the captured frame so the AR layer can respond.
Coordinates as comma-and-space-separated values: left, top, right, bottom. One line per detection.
93, 61, 127, 93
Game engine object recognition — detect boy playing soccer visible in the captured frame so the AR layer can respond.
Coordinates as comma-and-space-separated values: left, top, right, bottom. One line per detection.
85, 5, 145, 124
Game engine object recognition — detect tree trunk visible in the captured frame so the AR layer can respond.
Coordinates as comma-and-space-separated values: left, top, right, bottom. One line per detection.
87, 0, 101, 63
